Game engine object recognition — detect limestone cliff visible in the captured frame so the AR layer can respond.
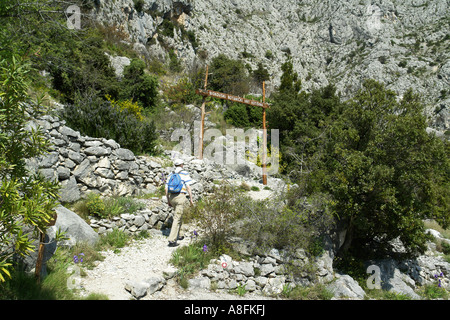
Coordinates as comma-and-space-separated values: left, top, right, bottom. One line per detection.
91, 0, 449, 131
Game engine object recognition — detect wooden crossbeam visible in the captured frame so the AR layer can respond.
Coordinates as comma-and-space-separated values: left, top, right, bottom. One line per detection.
194, 68, 269, 184
195, 89, 269, 109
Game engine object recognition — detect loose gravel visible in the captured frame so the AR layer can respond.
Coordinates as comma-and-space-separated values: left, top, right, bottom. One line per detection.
79, 229, 275, 300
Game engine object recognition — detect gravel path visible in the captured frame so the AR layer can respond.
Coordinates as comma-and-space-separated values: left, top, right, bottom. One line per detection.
79, 229, 276, 300
78, 187, 279, 300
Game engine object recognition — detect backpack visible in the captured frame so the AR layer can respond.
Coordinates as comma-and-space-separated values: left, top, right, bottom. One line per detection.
167, 172, 183, 193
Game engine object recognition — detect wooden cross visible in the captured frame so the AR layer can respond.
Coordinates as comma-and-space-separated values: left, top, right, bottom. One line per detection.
195, 67, 269, 185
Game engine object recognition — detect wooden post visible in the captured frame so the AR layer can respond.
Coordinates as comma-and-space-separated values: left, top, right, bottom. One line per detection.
34, 213, 56, 283
34, 232, 45, 283
262, 81, 267, 185
198, 65, 209, 160
194, 75, 270, 185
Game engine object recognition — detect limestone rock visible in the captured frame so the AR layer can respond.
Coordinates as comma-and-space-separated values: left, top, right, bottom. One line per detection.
114, 148, 135, 161
84, 146, 110, 157
144, 275, 166, 295
51, 205, 99, 247
327, 274, 366, 299
125, 280, 148, 299
188, 276, 211, 290
59, 176, 81, 203
91, 0, 449, 129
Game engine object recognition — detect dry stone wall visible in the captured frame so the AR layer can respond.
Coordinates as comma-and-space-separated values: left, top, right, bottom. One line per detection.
26, 115, 164, 203
88, 203, 173, 236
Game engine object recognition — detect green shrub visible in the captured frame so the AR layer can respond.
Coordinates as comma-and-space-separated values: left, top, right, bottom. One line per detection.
271, 78, 450, 260
235, 190, 334, 278
252, 62, 270, 83
184, 30, 198, 50
46, 33, 120, 104
159, 18, 175, 38
398, 60, 408, 68
133, 0, 145, 12
238, 182, 251, 191
98, 229, 130, 252
0, 265, 77, 300
420, 284, 449, 300
85, 196, 145, 219
170, 243, 214, 287
0, 56, 60, 283
224, 103, 251, 128
241, 191, 333, 255
187, 183, 241, 252
168, 49, 183, 73
442, 242, 450, 255
283, 283, 334, 300
103, 198, 123, 218
164, 76, 198, 105
60, 93, 158, 155
120, 59, 160, 110
86, 193, 105, 218
378, 56, 387, 64
113, 196, 145, 215
209, 54, 249, 96
223, 95, 263, 127
265, 50, 274, 59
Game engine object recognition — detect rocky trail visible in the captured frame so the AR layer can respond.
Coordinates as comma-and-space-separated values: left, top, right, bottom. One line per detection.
79, 225, 277, 300
26, 114, 449, 301
77, 187, 280, 301
30, 112, 291, 300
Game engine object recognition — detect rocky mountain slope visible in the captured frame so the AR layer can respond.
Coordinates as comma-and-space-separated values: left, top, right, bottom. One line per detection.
91, 0, 449, 131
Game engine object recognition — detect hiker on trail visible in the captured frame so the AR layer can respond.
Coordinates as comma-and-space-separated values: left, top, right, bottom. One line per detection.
165, 158, 194, 247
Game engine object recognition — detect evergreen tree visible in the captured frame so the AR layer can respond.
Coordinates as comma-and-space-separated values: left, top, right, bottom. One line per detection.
317, 80, 449, 258
279, 57, 301, 93
120, 59, 159, 110
209, 54, 249, 96
0, 56, 60, 282
270, 75, 449, 259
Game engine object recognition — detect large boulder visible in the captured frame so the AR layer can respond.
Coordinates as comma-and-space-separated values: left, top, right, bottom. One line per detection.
376, 259, 420, 299
125, 275, 166, 299
327, 273, 366, 299
48, 205, 99, 247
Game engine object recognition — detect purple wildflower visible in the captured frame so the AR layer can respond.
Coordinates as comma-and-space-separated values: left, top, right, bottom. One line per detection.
73, 253, 84, 263
203, 244, 208, 252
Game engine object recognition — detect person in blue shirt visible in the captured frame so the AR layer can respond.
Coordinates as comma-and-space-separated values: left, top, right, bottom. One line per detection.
165, 158, 194, 247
